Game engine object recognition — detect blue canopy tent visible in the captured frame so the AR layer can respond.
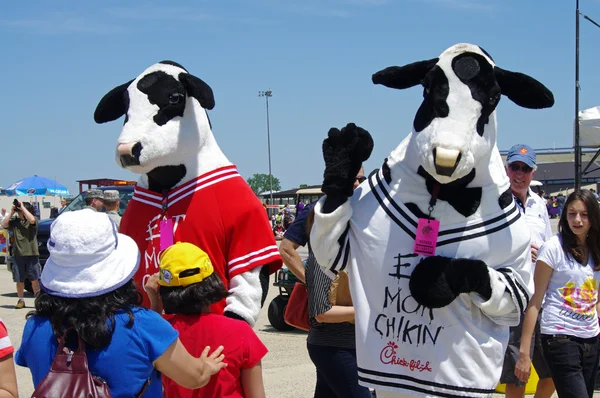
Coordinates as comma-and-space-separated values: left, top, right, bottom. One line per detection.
5, 175, 69, 197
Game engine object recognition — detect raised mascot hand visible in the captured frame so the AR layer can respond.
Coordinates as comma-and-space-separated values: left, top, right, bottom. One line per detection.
321, 123, 373, 213
409, 256, 492, 308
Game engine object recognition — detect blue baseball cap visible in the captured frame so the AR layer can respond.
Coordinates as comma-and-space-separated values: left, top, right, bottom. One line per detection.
506, 144, 536, 167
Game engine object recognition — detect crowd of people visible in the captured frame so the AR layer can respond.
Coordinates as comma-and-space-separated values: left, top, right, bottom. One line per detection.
537, 189, 600, 220
1, 143, 600, 397
271, 203, 302, 240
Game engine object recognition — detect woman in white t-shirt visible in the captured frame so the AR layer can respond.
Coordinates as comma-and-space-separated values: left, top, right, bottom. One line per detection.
515, 189, 600, 398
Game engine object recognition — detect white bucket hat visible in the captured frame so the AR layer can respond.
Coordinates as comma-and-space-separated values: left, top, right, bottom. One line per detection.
41, 209, 140, 298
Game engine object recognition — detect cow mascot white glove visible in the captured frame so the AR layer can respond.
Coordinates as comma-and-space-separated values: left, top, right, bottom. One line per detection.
310, 43, 554, 397
94, 61, 282, 326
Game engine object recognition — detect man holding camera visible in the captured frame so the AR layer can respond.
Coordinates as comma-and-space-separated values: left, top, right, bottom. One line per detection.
1, 200, 40, 309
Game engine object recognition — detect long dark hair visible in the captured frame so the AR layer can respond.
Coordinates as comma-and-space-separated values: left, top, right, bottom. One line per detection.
160, 273, 230, 315
29, 280, 143, 349
558, 189, 600, 270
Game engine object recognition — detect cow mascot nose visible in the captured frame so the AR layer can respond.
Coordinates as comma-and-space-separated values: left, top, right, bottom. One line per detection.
432, 147, 461, 177
117, 142, 142, 167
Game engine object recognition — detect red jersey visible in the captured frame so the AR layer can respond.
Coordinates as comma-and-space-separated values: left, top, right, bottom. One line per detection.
0, 319, 14, 360
163, 313, 268, 398
120, 165, 283, 309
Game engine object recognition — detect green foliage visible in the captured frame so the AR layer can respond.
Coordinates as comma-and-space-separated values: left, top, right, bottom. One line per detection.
299, 184, 308, 188
247, 173, 281, 195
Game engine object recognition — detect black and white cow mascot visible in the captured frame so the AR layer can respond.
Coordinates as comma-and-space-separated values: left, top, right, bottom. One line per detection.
310, 43, 554, 397
93, 61, 283, 325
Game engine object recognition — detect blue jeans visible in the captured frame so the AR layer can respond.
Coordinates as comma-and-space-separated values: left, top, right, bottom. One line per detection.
541, 334, 600, 398
307, 343, 371, 398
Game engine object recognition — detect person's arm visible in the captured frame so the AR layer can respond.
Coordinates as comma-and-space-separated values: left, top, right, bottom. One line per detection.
0, 354, 18, 398
307, 257, 355, 324
514, 260, 553, 383
241, 361, 266, 398
279, 238, 305, 283
19, 205, 36, 225
154, 340, 226, 389
144, 273, 164, 314
314, 305, 355, 323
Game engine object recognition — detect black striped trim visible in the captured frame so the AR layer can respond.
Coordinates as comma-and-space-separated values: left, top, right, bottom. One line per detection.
358, 367, 495, 395
339, 242, 351, 272
438, 204, 518, 237
374, 172, 418, 228
329, 224, 350, 273
497, 267, 530, 305
496, 269, 525, 314
437, 211, 521, 247
371, 170, 522, 246
359, 376, 486, 398
497, 268, 530, 312
369, 173, 416, 240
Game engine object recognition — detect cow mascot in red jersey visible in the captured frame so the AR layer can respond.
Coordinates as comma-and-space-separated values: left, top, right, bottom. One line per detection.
94, 61, 282, 325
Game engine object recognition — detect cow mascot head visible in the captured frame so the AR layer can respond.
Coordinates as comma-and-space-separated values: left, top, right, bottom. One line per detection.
94, 61, 282, 325
309, 43, 553, 396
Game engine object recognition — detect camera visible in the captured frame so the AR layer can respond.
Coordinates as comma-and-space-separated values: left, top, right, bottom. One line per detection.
13, 199, 20, 208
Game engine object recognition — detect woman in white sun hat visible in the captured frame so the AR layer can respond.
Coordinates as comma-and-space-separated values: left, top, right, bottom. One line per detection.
15, 209, 226, 397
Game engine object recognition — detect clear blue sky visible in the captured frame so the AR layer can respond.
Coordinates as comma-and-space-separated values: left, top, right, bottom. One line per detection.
3, 0, 600, 195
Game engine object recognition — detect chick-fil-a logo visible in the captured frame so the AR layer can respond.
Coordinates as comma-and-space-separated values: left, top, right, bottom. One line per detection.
380, 341, 432, 372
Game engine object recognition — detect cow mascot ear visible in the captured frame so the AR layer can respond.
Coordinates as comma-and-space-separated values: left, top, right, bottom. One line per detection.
372, 58, 439, 89
94, 80, 134, 124
494, 67, 554, 109
179, 73, 215, 110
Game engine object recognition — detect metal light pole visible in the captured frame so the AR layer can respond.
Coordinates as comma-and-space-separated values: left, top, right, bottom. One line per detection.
574, 2, 600, 190
575, 0, 582, 190
258, 89, 274, 208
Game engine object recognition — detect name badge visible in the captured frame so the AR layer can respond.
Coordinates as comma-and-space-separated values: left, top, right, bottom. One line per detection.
414, 218, 440, 256
159, 218, 174, 251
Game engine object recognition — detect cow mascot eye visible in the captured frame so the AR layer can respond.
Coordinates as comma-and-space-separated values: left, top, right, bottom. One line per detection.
169, 93, 184, 105
489, 93, 500, 105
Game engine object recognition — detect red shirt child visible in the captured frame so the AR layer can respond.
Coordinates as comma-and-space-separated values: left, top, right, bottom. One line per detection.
145, 242, 268, 398
164, 314, 267, 397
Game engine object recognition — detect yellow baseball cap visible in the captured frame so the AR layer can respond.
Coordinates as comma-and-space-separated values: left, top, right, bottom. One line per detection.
158, 242, 214, 287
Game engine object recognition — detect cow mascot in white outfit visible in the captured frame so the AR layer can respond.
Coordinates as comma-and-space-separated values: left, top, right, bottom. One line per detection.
94, 61, 282, 325
310, 43, 554, 397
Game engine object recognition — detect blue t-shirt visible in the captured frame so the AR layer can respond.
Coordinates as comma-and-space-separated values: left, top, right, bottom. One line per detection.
283, 202, 315, 246
16, 307, 178, 398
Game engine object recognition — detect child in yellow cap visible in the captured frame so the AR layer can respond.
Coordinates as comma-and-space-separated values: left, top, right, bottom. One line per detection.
145, 242, 268, 398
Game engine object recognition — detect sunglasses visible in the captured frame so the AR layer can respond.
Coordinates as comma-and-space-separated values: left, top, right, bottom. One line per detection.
356, 176, 367, 183
509, 163, 533, 173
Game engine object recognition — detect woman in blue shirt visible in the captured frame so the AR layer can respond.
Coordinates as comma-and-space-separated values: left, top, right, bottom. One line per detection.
16, 209, 226, 397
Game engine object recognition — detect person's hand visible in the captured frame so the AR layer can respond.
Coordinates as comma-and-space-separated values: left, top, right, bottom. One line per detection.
531, 243, 540, 263
514, 352, 531, 383
200, 345, 227, 376
145, 272, 160, 298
